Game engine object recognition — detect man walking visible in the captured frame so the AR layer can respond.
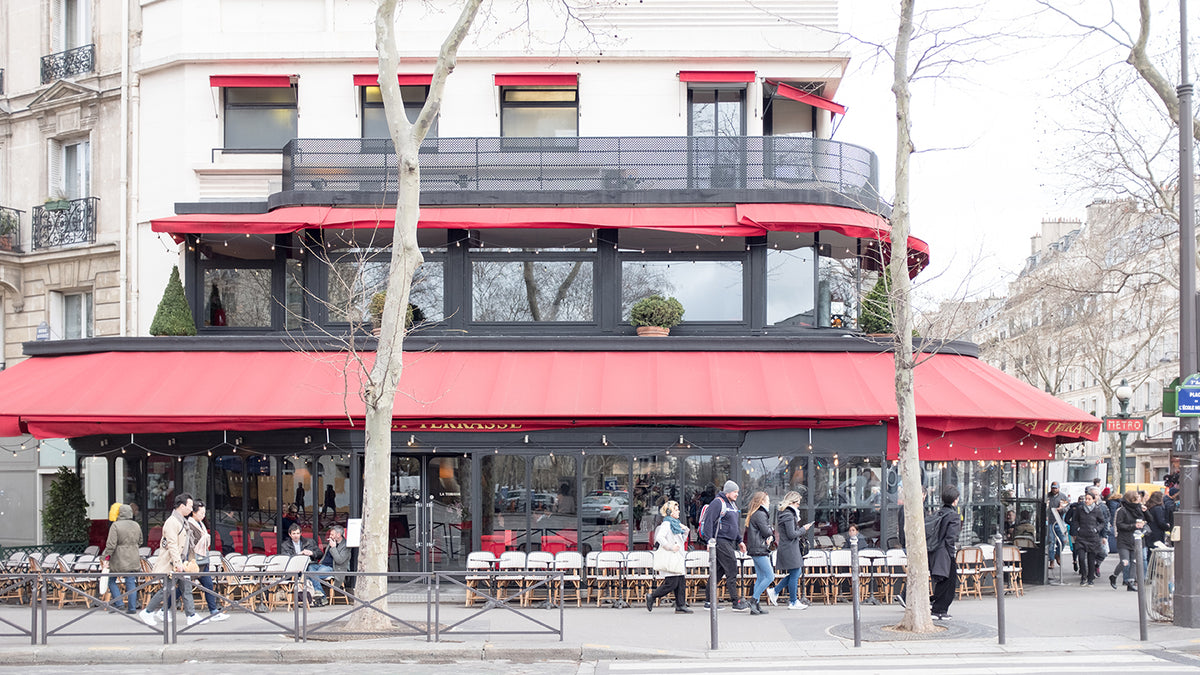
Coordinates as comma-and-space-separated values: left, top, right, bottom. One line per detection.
929, 485, 961, 621
701, 481, 749, 612
1046, 482, 1068, 569
139, 493, 203, 627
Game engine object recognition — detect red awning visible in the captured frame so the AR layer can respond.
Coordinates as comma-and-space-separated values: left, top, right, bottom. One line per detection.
494, 73, 578, 87
678, 71, 756, 83
151, 204, 930, 276
0, 350, 1100, 453
353, 74, 434, 87
209, 75, 294, 88
767, 80, 846, 116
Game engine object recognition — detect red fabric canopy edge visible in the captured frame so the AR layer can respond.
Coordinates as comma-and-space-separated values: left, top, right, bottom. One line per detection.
767, 80, 847, 115
209, 75, 294, 88
494, 73, 578, 87
353, 74, 434, 87
678, 71, 756, 83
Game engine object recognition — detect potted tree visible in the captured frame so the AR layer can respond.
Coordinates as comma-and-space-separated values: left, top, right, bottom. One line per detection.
41, 467, 90, 551
629, 294, 685, 336
149, 265, 198, 336
859, 275, 894, 336
369, 291, 425, 335
0, 210, 18, 251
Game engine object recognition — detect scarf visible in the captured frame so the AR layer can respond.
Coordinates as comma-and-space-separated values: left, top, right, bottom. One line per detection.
664, 515, 686, 535
1084, 504, 1095, 513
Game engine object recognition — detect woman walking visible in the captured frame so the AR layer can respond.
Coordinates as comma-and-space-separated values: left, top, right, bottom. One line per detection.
1073, 491, 1107, 586
1145, 491, 1169, 548
188, 501, 229, 621
646, 501, 692, 613
744, 491, 774, 615
765, 491, 811, 609
100, 503, 141, 613
1110, 489, 1146, 591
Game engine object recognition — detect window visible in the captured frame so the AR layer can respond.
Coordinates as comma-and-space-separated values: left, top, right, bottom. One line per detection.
620, 259, 743, 322
362, 85, 436, 138
50, 290, 92, 339
689, 88, 745, 137
500, 87, 578, 137
53, 0, 90, 52
48, 138, 89, 199
224, 86, 298, 152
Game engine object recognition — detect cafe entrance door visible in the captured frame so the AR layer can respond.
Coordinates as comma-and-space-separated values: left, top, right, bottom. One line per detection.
390, 454, 472, 573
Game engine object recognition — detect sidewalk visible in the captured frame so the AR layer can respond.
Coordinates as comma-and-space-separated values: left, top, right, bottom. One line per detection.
1, 559, 1196, 665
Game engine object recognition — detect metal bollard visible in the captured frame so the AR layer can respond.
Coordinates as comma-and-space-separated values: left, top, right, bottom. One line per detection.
708, 538, 719, 651
1134, 530, 1148, 641
850, 535, 861, 648
993, 535, 1006, 645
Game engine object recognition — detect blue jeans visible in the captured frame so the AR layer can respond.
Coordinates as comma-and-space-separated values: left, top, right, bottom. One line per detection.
771, 567, 801, 603
1047, 523, 1064, 562
751, 555, 773, 601
196, 563, 220, 613
307, 564, 333, 597
107, 574, 137, 610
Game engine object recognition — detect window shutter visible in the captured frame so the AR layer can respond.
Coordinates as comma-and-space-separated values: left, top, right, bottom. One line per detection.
78, 140, 90, 198
51, 0, 65, 52
47, 139, 63, 199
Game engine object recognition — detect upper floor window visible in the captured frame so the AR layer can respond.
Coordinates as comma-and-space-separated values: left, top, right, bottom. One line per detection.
496, 73, 579, 137
688, 87, 745, 137
213, 77, 298, 152
50, 290, 92, 339
358, 74, 436, 139
48, 138, 89, 200
53, 0, 90, 52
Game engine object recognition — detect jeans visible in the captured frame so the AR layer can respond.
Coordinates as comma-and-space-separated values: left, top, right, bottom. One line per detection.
307, 563, 333, 597
771, 567, 801, 604
1047, 523, 1064, 563
1114, 545, 1136, 585
145, 575, 196, 616
751, 555, 774, 601
106, 574, 137, 610
196, 563, 220, 613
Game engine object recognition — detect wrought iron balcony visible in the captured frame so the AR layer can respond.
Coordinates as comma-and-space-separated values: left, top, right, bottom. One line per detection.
0, 68, 5, 96
0, 207, 22, 253
40, 44, 94, 84
280, 136, 887, 214
32, 197, 97, 250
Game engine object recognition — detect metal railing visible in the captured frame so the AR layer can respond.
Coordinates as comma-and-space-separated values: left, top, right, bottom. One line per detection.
281, 136, 886, 213
0, 569, 565, 644
40, 45, 94, 84
0, 68, 5, 96
0, 207, 23, 254
31, 197, 97, 250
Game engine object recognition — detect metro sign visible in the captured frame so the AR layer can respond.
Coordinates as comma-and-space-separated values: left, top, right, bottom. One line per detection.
1103, 417, 1146, 433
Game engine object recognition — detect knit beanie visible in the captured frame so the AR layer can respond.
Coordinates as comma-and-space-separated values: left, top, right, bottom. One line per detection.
723, 480, 739, 494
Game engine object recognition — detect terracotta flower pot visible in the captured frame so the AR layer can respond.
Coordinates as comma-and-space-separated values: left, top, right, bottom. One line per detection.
636, 326, 670, 337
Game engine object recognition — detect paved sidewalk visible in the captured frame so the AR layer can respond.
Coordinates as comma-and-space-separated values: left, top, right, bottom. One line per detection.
0, 558, 1196, 665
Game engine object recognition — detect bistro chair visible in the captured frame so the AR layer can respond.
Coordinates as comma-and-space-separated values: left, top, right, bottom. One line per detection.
601, 532, 628, 552
465, 551, 496, 607
494, 551, 527, 603
802, 549, 832, 604
827, 549, 853, 603
522, 551, 555, 607
883, 549, 907, 603
52, 558, 96, 609
592, 551, 625, 606
684, 550, 709, 605
955, 547, 984, 599
623, 551, 655, 603
553, 551, 584, 607
1000, 545, 1024, 596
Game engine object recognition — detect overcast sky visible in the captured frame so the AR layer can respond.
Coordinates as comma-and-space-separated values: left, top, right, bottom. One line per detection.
833, 1, 1193, 307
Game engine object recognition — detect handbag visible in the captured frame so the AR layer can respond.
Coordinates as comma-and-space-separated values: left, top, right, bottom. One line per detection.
653, 545, 685, 575
182, 559, 200, 574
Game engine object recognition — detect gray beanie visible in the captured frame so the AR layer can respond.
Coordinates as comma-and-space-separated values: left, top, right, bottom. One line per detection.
723, 480, 739, 494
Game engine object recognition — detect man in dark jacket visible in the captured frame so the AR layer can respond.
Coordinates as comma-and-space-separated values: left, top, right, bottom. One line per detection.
101, 503, 142, 613
929, 485, 961, 621
701, 480, 749, 612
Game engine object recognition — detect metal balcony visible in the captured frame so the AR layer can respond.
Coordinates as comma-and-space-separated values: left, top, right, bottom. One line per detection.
0, 206, 22, 253
0, 68, 5, 96
40, 44, 94, 84
280, 136, 888, 214
32, 197, 97, 250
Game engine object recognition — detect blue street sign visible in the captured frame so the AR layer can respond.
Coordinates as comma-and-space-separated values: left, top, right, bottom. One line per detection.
1178, 374, 1200, 417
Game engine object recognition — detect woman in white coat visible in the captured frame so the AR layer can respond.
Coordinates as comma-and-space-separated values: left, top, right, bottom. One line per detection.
646, 500, 693, 613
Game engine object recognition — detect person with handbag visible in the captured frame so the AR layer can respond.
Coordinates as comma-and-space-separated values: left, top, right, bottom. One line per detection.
744, 491, 774, 615
765, 491, 812, 610
188, 501, 229, 621
646, 501, 692, 613
139, 493, 203, 628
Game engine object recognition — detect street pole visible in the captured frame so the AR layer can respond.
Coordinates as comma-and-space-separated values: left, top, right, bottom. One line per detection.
1118, 382, 1130, 494
1175, 0, 1200, 629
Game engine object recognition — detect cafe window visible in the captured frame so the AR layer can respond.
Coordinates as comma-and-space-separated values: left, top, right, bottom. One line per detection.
500, 87, 578, 137
362, 85, 436, 138
223, 86, 298, 152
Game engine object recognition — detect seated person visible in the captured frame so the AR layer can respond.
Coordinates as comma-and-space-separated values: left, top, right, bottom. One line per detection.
1012, 511, 1036, 545
308, 525, 352, 597
279, 523, 326, 606
281, 504, 300, 535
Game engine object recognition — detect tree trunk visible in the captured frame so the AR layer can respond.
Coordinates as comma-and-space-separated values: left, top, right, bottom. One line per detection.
891, 0, 936, 634
346, 0, 483, 633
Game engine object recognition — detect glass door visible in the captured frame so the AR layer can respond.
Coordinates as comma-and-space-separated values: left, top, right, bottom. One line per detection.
390, 453, 472, 573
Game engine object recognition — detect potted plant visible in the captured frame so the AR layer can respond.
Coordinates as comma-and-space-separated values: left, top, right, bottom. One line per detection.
859, 275, 894, 336
369, 291, 425, 335
41, 467, 90, 549
149, 265, 198, 336
629, 294, 684, 336
0, 210, 18, 251
43, 191, 71, 212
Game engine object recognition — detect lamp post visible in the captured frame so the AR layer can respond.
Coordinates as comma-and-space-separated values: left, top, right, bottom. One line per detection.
1115, 380, 1133, 494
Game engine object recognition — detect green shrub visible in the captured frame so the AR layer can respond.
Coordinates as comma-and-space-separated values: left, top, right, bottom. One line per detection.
149, 266, 197, 336
859, 274, 894, 334
41, 467, 89, 545
629, 295, 685, 328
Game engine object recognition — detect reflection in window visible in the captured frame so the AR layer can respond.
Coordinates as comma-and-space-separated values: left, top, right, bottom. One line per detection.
741, 456, 808, 518
622, 260, 742, 322
580, 455, 631, 554
482, 455, 529, 550
818, 249, 860, 329
203, 268, 273, 327
317, 455, 351, 533
328, 256, 443, 324
634, 456, 678, 546
223, 86, 298, 152
362, 85, 435, 138
472, 261, 593, 321
767, 247, 816, 326
683, 455, 731, 532
531, 455, 577, 550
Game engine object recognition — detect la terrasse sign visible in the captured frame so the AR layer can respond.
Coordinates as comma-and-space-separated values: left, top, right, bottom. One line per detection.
1102, 417, 1146, 433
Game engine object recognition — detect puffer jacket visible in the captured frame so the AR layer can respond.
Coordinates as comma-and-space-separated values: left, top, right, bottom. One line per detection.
745, 506, 773, 556
1114, 499, 1145, 550
1072, 503, 1107, 555
101, 504, 143, 573
774, 505, 806, 571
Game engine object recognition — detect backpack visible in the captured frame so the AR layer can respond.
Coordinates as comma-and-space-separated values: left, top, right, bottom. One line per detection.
925, 509, 947, 551
698, 498, 731, 540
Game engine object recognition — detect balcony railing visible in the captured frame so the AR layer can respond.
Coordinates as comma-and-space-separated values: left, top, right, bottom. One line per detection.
0, 68, 5, 95
281, 136, 886, 214
0, 206, 22, 253
32, 197, 97, 250
40, 44, 94, 84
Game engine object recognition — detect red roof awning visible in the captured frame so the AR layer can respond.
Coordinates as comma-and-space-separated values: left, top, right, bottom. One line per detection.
0, 350, 1099, 454
766, 80, 846, 115
353, 74, 434, 87
678, 71, 756, 83
494, 73, 578, 87
209, 75, 294, 88
151, 204, 930, 276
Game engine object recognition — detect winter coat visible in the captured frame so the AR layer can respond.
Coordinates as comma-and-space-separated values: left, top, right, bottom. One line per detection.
927, 505, 961, 580
280, 535, 321, 561
317, 539, 352, 584
1147, 504, 1170, 547
774, 505, 806, 571
1072, 504, 1107, 555
745, 506, 774, 557
653, 519, 688, 578
101, 504, 142, 573
187, 517, 213, 565
701, 493, 742, 543
152, 511, 190, 573
1114, 499, 1144, 551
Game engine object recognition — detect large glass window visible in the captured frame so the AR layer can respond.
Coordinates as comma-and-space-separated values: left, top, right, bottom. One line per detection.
362, 85, 435, 138
501, 87, 578, 137
482, 455, 529, 549
767, 235, 816, 326
531, 455, 578, 551
818, 243, 861, 329
812, 455, 883, 547
634, 456, 678, 549
690, 88, 744, 137
580, 455, 631, 554
328, 253, 444, 325
211, 455, 246, 555
472, 260, 593, 321
621, 260, 742, 322
224, 86, 298, 152
203, 268, 273, 328
683, 455, 731, 542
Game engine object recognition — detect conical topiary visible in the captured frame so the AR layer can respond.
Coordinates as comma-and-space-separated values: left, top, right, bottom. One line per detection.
41, 466, 89, 545
859, 273, 894, 334
149, 265, 197, 336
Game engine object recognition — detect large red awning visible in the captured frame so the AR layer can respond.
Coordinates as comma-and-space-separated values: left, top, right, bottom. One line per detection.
0, 350, 1098, 458
766, 80, 847, 115
151, 204, 931, 276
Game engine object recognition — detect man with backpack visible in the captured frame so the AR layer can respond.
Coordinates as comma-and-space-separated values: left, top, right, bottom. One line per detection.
700, 481, 749, 612
928, 485, 961, 621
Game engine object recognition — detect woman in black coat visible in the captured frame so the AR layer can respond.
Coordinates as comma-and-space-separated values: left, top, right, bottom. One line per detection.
929, 485, 962, 620
744, 492, 774, 615
765, 491, 811, 609
1145, 491, 1169, 548
1072, 492, 1108, 586
1110, 490, 1146, 590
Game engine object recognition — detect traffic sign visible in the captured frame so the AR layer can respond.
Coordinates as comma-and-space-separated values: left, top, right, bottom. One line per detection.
1179, 373, 1200, 417
1103, 417, 1145, 433
1174, 430, 1199, 456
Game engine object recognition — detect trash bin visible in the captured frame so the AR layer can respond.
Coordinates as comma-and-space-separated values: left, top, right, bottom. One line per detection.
1146, 547, 1174, 622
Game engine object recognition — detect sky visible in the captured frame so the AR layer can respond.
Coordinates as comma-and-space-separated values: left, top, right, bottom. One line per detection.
831, 1, 1191, 307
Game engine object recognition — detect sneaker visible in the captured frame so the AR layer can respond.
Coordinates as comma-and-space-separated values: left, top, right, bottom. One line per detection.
675, 607, 694, 614
1087, 581, 1095, 586
153, 609, 165, 622
1080, 579, 1087, 586
1127, 584, 1139, 592
788, 601, 808, 610
186, 613, 205, 627
703, 601, 726, 611
208, 612, 229, 622
766, 586, 779, 606
137, 609, 157, 628
731, 599, 750, 612
1109, 574, 1118, 590
896, 595, 906, 609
